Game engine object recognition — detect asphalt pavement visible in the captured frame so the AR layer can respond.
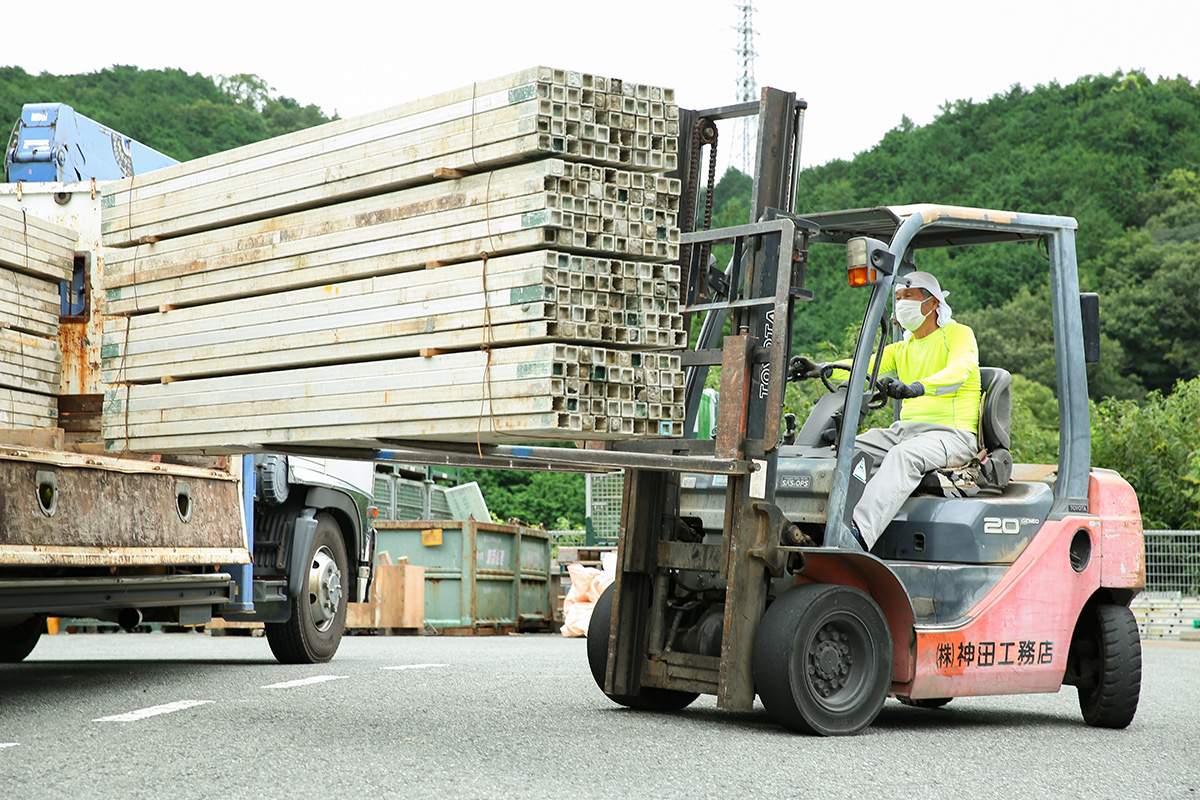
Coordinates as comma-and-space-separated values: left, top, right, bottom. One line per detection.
1, 632, 1197, 799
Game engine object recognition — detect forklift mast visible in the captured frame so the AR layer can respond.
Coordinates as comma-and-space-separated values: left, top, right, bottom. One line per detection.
606, 88, 813, 712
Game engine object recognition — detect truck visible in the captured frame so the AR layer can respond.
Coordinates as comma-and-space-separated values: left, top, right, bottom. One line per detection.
0, 104, 376, 664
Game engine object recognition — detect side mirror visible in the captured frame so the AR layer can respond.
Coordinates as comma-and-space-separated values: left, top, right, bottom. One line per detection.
1080, 293, 1100, 363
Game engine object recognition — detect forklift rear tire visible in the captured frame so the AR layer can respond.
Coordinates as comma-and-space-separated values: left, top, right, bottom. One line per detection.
1077, 604, 1141, 729
586, 585, 699, 712
0, 616, 45, 663
754, 583, 892, 736
265, 513, 348, 664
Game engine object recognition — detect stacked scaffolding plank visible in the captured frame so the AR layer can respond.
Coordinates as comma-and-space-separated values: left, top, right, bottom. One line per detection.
0, 205, 69, 429
100, 67, 685, 453
101, 66, 679, 248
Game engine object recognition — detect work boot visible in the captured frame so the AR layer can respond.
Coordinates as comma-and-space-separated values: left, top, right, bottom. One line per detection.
849, 522, 870, 552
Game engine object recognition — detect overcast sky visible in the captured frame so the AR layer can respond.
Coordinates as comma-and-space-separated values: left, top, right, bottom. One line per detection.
7, 1, 1198, 171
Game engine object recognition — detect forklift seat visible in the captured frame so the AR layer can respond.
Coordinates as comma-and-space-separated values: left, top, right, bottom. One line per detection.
978, 366, 1012, 453
919, 366, 1013, 491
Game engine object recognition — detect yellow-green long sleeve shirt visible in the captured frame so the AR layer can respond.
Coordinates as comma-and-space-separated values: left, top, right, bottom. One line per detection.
878, 322, 981, 434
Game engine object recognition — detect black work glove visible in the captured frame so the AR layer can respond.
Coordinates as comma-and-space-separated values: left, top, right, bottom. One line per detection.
878, 376, 925, 399
788, 355, 825, 381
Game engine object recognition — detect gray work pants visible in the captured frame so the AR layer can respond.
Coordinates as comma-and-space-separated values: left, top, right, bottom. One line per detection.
850, 421, 978, 547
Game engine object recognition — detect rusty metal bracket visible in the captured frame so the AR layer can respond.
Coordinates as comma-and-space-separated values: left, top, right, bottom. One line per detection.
747, 501, 807, 577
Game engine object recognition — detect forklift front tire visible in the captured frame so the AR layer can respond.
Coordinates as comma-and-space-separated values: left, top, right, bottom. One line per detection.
754, 583, 892, 736
586, 585, 699, 712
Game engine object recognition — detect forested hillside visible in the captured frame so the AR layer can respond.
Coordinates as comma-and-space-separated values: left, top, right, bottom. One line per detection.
0, 65, 333, 160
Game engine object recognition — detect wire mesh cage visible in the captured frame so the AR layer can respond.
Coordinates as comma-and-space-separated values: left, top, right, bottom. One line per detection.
586, 471, 625, 544
1143, 530, 1200, 596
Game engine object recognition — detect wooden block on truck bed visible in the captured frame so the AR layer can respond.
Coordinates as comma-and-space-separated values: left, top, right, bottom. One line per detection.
0, 426, 64, 450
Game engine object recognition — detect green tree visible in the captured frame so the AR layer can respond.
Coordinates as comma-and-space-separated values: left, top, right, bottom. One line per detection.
458, 469, 585, 529
0, 65, 333, 162
1091, 376, 1200, 530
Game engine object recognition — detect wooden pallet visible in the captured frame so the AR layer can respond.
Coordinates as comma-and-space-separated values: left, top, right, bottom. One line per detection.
101, 250, 684, 384
203, 617, 264, 636
101, 66, 678, 248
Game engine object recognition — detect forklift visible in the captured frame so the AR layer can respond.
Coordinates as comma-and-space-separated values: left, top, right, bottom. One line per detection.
581, 89, 1145, 736
320, 85, 1144, 735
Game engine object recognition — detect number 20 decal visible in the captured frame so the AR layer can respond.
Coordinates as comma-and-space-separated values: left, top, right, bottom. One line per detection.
983, 517, 1021, 535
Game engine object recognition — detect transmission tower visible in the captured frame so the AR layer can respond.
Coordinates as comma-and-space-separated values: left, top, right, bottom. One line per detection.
733, 1, 758, 174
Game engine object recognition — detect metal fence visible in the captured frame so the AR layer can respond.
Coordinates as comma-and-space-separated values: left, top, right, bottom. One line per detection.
1143, 530, 1200, 596
585, 472, 625, 543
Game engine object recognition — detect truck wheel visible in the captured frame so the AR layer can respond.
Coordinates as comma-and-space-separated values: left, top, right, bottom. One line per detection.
266, 513, 348, 664
754, 584, 892, 736
1076, 604, 1141, 729
586, 584, 699, 712
0, 616, 45, 663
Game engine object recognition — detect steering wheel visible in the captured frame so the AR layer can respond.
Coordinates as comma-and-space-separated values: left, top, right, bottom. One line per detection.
819, 363, 888, 410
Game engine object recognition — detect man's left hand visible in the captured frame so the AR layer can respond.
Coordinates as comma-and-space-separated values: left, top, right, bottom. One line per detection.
878, 376, 925, 399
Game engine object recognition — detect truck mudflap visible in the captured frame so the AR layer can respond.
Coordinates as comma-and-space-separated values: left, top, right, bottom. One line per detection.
905, 470, 1144, 699
0, 447, 247, 566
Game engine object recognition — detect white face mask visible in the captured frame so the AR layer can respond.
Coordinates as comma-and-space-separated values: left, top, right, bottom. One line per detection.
894, 298, 930, 331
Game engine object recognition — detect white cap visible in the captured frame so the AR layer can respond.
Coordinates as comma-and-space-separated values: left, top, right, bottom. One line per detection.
897, 271, 954, 326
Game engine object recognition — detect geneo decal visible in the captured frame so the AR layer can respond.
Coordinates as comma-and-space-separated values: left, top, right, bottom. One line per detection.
982, 517, 1041, 534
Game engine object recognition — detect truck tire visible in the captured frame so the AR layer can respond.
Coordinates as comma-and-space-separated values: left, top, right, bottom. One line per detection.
586, 584, 699, 712
753, 583, 892, 736
0, 616, 45, 662
266, 513, 348, 664
1077, 603, 1141, 729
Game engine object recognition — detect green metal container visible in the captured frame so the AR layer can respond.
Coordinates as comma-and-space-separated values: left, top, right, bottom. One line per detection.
374, 520, 553, 632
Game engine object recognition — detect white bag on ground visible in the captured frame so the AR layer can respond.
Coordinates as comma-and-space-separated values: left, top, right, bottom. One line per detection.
560, 562, 616, 638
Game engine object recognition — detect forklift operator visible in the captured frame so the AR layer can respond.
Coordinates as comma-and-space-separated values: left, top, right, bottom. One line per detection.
792, 272, 981, 551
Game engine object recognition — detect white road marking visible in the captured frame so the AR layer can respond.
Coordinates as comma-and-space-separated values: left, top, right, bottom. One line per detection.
381, 663, 449, 671
261, 675, 348, 689
93, 699, 213, 722
0, 743, 19, 749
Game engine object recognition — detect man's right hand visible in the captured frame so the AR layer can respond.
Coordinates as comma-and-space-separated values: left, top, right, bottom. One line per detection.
788, 355, 825, 381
